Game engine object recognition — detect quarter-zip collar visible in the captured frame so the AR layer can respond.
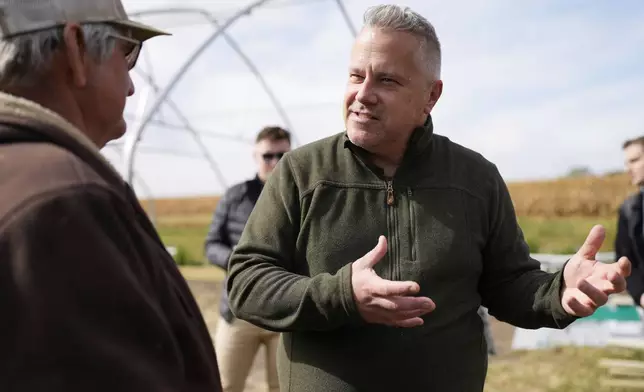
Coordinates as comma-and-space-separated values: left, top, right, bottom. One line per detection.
343, 114, 435, 179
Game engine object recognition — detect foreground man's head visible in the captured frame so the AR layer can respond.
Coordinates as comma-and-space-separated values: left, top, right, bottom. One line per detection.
343, 4, 443, 163
0, 0, 169, 147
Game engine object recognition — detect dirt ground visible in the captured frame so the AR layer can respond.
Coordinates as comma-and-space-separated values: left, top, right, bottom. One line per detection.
187, 280, 517, 392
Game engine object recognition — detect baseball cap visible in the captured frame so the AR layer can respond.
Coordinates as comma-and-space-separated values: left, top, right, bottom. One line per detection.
0, 0, 170, 41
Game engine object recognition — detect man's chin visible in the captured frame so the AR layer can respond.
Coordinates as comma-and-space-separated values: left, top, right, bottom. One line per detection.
104, 120, 127, 146
347, 127, 379, 150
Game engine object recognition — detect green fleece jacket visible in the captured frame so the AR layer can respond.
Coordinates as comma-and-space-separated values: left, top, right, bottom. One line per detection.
227, 117, 577, 392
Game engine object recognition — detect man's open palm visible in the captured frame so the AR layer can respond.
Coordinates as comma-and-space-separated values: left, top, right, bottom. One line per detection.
561, 225, 631, 317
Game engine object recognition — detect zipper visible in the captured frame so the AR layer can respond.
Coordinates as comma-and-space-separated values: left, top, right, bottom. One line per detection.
386, 180, 394, 206
408, 187, 416, 261
385, 179, 396, 279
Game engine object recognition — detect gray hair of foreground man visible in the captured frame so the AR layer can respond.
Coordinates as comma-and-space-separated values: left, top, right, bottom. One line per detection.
0, 23, 119, 87
363, 4, 442, 80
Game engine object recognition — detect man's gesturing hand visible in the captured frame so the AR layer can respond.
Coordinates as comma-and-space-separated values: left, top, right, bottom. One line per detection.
562, 225, 631, 317
351, 236, 435, 327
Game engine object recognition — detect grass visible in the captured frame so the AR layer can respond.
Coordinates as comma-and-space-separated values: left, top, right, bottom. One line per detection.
155, 214, 620, 265
518, 216, 617, 254
179, 265, 225, 282
485, 346, 644, 392
156, 213, 211, 265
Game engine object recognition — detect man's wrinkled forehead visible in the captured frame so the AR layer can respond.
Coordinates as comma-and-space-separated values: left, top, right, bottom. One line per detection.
349, 27, 425, 74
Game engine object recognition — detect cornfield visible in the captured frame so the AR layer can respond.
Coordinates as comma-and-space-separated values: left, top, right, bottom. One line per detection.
507, 172, 634, 218
141, 196, 221, 219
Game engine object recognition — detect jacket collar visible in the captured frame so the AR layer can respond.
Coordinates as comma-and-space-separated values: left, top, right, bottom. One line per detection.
343, 114, 434, 155
0, 91, 126, 189
250, 174, 265, 191
342, 115, 434, 177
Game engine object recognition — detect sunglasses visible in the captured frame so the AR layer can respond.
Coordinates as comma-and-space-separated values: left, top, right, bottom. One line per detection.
261, 152, 287, 162
107, 32, 142, 70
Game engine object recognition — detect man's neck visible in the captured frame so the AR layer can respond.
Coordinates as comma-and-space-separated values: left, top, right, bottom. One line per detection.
367, 137, 410, 178
369, 154, 399, 178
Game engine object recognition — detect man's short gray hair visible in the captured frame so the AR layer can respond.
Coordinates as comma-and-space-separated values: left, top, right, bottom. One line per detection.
363, 4, 441, 80
0, 23, 119, 88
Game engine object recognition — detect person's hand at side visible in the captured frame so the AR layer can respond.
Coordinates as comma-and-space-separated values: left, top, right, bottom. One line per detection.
351, 236, 435, 327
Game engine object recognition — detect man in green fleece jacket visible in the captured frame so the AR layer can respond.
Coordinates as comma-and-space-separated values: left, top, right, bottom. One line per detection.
227, 4, 632, 392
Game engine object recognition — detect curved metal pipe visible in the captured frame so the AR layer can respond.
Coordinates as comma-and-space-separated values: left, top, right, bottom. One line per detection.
123, 0, 272, 185
334, 0, 357, 37
124, 112, 254, 144
214, 21, 299, 146
133, 67, 231, 189
129, 6, 298, 146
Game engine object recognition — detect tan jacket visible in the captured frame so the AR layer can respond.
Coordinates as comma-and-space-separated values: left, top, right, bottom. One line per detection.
0, 92, 222, 392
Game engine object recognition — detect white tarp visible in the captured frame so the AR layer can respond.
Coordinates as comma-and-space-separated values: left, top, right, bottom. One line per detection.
512, 295, 644, 350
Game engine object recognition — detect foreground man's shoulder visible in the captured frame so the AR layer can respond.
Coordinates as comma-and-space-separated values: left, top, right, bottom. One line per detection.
433, 133, 501, 185
435, 134, 495, 167
0, 144, 126, 228
286, 132, 346, 162
279, 132, 347, 181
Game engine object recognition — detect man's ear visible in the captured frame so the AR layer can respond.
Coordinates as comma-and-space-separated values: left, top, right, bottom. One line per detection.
424, 80, 443, 115
62, 23, 88, 88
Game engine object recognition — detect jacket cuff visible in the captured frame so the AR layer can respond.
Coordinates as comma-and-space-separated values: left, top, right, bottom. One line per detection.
339, 262, 363, 324
549, 260, 581, 328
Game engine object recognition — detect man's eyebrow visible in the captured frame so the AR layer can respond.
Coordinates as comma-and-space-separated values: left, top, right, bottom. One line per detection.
376, 71, 400, 78
374, 71, 406, 83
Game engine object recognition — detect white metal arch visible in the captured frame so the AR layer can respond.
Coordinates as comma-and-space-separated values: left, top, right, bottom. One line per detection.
123, 0, 357, 190
129, 7, 299, 141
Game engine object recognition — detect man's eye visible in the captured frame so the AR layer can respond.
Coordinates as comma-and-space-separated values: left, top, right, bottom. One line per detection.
349, 74, 364, 82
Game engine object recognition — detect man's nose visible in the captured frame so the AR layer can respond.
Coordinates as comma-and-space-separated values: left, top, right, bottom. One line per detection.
355, 79, 377, 105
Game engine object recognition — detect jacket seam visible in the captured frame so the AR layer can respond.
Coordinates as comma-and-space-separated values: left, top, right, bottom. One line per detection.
300, 180, 384, 200
297, 180, 487, 203
286, 334, 294, 392
460, 190, 474, 270
412, 185, 487, 202
285, 156, 302, 194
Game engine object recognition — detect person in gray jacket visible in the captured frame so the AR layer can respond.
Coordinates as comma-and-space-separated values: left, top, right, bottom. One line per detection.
204, 126, 291, 392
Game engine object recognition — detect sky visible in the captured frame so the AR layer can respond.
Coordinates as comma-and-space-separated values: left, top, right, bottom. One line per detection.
105, 0, 644, 198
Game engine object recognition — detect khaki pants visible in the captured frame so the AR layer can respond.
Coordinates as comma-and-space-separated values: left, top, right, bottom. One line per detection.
214, 318, 279, 392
